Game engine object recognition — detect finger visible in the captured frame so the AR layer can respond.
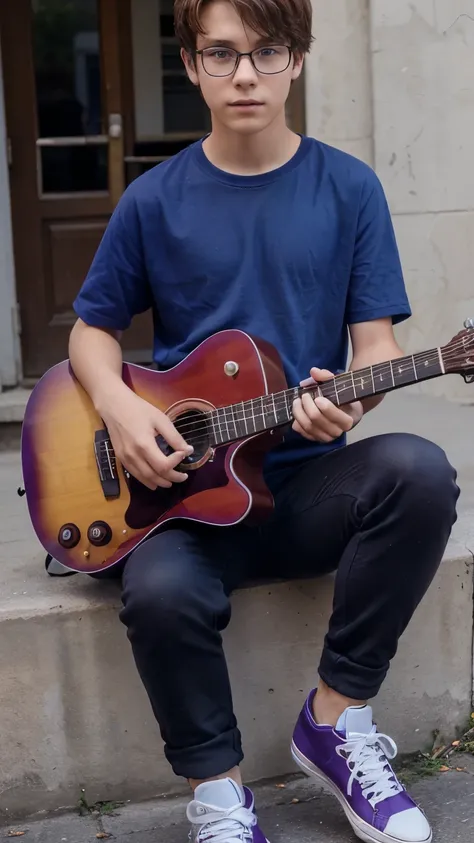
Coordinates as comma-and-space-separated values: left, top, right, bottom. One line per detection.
292, 419, 334, 443
123, 456, 172, 491
293, 397, 318, 437
300, 376, 318, 388
313, 396, 354, 432
156, 412, 194, 456
301, 394, 344, 440
310, 367, 334, 382
293, 397, 340, 441
147, 447, 189, 484
161, 450, 191, 483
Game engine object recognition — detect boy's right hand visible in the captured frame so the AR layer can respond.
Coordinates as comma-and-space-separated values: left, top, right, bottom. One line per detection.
98, 385, 194, 490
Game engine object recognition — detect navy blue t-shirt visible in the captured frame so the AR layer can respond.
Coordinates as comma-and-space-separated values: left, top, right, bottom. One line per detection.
74, 135, 411, 488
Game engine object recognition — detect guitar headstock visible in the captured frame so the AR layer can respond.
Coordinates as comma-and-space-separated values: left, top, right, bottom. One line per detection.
441, 319, 474, 382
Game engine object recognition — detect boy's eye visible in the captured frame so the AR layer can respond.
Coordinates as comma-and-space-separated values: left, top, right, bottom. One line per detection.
256, 48, 276, 57
208, 49, 233, 60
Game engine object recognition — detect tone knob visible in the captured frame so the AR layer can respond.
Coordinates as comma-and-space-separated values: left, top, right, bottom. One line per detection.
58, 523, 80, 549
87, 521, 112, 547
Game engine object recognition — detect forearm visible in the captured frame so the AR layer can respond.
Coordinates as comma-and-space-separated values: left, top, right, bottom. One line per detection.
350, 339, 405, 415
68, 319, 129, 415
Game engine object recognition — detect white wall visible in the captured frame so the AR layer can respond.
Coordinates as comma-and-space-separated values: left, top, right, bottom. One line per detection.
0, 41, 20, 388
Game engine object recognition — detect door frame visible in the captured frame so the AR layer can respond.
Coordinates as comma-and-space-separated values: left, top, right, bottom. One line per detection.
0, 0, 127, 380
0, 0, 307, 381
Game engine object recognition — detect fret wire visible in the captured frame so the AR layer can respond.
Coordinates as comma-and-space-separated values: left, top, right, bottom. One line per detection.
241, 401, 248, 435
222, 407, 230, 441
210, 412, 219, 445
230, 404, 237, 438
271, 392, 277, 423
205, 347, 446, 445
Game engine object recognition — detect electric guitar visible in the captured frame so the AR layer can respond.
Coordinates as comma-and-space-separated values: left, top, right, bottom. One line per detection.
21, 322, 474, 575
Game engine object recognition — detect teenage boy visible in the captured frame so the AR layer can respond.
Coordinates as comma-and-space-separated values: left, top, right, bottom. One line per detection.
69, 1, 459, 841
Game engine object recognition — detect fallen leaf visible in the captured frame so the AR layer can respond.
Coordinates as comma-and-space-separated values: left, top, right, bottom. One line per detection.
439, 765, 450, 772
291, 798, 300, 804
452, 740, 461, 747
96, 834, 110, 839
8, 833, 26, 838
276, 783, 286, 788
456, 767, 466, 772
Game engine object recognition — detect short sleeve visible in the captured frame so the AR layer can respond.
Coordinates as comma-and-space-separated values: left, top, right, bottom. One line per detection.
73, 188, 152, 331
346, 169, 411, 326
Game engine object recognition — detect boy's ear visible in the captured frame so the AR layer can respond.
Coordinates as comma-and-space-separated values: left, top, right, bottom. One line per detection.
291, 52, 304, 82
181, 48, 199, 86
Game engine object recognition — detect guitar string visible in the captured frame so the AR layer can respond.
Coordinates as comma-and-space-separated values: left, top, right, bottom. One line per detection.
167, 340, 473, 440
102, 338, 472, 453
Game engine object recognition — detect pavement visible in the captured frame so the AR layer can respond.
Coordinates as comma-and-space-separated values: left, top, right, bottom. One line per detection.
2, 760, 474, 842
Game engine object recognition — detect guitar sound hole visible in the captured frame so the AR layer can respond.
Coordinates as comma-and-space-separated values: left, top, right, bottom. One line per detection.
156, 410, 211, 468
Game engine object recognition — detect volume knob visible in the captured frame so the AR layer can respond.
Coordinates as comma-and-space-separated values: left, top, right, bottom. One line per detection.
58, 523, 81, 549
87, 521, 112, 547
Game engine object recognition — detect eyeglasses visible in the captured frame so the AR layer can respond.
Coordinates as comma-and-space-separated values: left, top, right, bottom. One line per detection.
195, 46, 292, 77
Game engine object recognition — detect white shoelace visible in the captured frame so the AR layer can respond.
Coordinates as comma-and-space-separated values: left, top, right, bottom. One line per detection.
336, 725, 404, 809
188, 802, 256, 842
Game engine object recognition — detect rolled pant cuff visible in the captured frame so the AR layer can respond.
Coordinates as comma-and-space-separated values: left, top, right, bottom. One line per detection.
165, 726, 244, 780
318, 648, 388, 701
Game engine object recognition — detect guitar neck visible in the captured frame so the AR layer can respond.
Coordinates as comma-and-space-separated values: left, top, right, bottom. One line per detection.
210, 347, 446, 447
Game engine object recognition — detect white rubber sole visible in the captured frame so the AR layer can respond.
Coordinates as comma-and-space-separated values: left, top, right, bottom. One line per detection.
291, 742, 432, 843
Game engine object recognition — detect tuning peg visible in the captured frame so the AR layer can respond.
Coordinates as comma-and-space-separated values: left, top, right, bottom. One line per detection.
464, 318, 474, 329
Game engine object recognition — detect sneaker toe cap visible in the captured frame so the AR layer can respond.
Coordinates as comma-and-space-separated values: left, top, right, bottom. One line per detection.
385, 807, 431, 842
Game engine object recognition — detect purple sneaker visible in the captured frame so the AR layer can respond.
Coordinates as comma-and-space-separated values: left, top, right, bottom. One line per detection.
186, 777, 269, 842
292, 690, 432, 843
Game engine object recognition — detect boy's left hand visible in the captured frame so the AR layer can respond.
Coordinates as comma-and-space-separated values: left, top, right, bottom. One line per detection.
292, 367, 364, 443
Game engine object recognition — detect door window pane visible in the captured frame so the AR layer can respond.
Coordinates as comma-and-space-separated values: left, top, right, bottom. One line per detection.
32, 0, 102, 137
41, 145, 108, 193
32, 0, 107, 193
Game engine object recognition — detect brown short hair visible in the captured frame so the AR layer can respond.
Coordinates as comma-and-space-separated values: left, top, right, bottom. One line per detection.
174, 0, 314, 57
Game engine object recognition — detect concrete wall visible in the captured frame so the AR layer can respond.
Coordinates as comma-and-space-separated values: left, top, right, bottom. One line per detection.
306, 0, 374, 166
306, 1, 474, 402
131, 0, 164, 139
372, 1, 474, 403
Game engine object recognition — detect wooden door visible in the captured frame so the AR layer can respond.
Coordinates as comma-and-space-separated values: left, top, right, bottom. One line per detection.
0, 0, 153, 379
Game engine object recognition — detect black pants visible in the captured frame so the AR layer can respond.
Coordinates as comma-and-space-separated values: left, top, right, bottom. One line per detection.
119, 433, 459, 780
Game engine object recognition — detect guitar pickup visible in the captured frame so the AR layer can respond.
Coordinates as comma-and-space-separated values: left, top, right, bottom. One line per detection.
94, 430, 120, 499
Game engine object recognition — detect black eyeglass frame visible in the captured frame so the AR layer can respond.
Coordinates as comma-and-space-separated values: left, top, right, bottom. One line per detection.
194, 46, 293, 77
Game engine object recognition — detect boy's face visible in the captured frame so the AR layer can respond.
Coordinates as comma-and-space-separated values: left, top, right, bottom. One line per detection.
182, 0, 304, 136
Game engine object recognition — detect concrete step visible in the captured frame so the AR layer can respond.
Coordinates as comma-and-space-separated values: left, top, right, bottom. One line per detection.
0, 387, 31, 450
0, 392, 473, 820
0, 387, 30, 422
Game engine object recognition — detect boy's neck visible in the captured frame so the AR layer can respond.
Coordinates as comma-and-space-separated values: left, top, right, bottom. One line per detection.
202, 115, 301, 176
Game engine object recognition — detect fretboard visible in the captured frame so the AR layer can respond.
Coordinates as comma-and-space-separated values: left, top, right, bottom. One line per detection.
209, 347, 444, 447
